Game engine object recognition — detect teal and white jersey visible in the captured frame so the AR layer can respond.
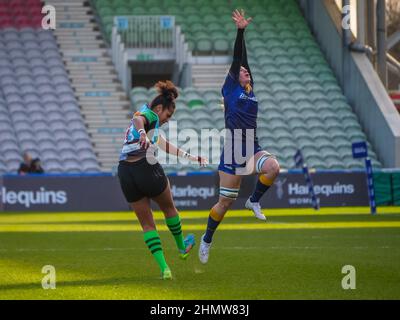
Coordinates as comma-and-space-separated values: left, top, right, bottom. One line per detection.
119, 104, 160, 161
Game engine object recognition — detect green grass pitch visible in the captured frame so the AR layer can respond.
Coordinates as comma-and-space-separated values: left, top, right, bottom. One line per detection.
0, 207, 399, 299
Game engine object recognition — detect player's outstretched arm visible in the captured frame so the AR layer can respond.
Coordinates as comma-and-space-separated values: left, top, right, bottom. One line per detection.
229, 9, 252, 80
158, 134, 208, 167
229, 26, 243, 80
235, 9, 253, 82
242, 30, 253, 84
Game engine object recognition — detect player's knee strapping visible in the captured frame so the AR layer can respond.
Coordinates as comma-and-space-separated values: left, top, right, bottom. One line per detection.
219, 187, 240, 200
256, 153, 276, 173
256, 154, 274, 173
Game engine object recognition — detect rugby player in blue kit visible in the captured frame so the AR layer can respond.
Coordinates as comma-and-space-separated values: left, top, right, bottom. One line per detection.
199, 10, 281, 264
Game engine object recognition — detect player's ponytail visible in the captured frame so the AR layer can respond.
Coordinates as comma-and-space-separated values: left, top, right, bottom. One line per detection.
149, 80, 178, 111
244, 83, 252, 94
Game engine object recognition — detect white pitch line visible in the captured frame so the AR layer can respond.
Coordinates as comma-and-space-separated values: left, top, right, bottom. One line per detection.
0, 246, 393, 252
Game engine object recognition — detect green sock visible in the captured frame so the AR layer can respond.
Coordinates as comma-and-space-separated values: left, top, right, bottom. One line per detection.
165, 215, 186, 252
143, 230, 169, 272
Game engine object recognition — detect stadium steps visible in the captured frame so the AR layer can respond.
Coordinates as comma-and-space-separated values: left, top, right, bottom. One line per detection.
191, 64, 230, 90
80, 102, 130, 109
73, 84, 123, 90
47, 0, 131, 172
84, 111, 130, 119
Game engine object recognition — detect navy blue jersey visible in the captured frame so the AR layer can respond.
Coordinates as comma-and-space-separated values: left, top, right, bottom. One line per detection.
222, 73, 258, 140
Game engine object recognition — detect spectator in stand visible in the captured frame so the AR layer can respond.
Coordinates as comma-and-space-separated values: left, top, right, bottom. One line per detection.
18, 152, 44, 175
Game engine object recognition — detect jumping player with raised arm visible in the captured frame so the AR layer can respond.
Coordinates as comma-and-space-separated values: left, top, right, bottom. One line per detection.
198, 10, 280, 264
118, 81, 207, 279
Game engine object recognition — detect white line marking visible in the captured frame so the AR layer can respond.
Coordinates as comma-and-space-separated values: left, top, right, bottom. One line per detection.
0, 246, 393, 252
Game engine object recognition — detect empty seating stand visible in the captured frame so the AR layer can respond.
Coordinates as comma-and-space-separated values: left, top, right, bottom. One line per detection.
0, 1, 101, 174
94, 0, 382, 171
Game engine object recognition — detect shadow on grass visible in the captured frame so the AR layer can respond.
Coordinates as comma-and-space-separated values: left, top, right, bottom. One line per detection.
0, 275, 164, 292
0, 219, 206, 226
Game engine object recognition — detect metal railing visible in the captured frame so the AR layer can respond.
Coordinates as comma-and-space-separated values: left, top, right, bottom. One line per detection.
387, 53, 400, 76
112, 28, 130, 92
111, 15, 192, 94
113, 15, 175, 49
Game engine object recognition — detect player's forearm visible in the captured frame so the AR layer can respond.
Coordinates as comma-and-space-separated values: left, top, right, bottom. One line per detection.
164, 140, 188, 158
229, 28, 244, 79
132, 116, 146, 134
159, 136, 197, 160
242, 36, 253, 81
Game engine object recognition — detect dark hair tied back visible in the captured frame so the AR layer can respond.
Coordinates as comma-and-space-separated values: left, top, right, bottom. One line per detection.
149, 80, 178, 111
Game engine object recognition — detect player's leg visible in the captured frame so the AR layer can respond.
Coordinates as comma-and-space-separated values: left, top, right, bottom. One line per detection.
130, 198, 171, 279
118, 160, 171, 279
152, 180, 195, 259
199, 171, 242, 264
245, 151, 280, 220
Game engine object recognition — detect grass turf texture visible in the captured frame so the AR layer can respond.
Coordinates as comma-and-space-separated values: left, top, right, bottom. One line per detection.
0, 207, 399, 299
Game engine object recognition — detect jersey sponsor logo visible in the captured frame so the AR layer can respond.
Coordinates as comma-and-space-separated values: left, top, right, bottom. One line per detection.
0, 187, 67, 208
239, 93, 258, 102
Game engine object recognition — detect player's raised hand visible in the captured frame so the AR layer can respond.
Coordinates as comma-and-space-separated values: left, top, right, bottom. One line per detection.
232, 9, 252, 29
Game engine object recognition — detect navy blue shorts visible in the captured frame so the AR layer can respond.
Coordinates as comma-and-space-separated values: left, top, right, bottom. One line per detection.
218, 139, 262, 175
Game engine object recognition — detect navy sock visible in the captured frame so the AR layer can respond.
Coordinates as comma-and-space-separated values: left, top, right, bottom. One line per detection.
250, 179, 271, 203
203, 215, 220, 243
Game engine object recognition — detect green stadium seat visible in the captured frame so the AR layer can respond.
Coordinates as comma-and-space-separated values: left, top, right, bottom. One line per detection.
113, 0, 128, 7
127, 0, 144, 5
145, 0, 162, 7
293, 127, 310, 138
146, 7, 162, 14
186, 14, 202, 24
131, 86, 147, 94
95, 0, 111, 9
193, 31, 209, 40
210, 27, 225, 38
189, 23, 207, 33
113, 6, 129, 15
186, 99, 205, 109
131, 92, 148, 102
248, 39, 265, 50
203, 90, 220, 101
288, 118, 306, 129
183, 6, 198, 15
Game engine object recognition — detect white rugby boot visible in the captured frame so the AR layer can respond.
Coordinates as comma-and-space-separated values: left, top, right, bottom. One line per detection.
198, 234, 212, 264
245, 198, 267, 221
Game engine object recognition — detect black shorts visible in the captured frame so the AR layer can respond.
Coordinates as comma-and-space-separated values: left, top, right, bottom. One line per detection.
117, 158, 168, 203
